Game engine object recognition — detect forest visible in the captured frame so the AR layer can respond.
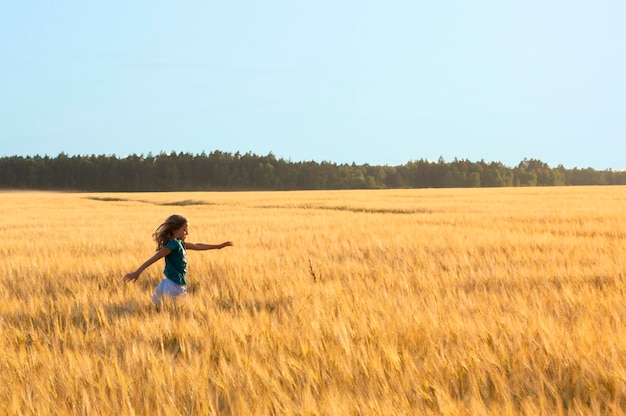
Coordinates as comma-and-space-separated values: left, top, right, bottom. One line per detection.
0, 151, 624, 191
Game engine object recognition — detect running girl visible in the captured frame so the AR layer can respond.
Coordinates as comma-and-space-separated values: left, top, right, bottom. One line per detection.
123, 214, 233, 306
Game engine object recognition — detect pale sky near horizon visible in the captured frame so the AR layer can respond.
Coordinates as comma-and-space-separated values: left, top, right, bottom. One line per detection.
1, 1, 624, 169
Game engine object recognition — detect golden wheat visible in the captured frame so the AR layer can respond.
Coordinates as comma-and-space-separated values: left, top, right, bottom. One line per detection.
1, 187, 625, 415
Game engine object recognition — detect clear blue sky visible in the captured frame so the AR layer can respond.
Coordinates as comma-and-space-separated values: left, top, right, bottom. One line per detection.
1, 1, 624, 169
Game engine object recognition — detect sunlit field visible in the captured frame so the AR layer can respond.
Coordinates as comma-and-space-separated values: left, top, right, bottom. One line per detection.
1, 187, 625, 415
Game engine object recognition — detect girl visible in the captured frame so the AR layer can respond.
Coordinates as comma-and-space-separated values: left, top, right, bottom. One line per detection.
123, 214, 233, 307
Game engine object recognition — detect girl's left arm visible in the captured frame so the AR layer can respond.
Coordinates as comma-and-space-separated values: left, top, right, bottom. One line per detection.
186, 241, 233, 251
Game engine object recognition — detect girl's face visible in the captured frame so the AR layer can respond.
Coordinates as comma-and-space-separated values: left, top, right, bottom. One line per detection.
172, 223, 189, 240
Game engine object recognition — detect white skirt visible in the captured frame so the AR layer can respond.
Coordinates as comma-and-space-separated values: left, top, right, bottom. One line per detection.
152, 278, 187, 305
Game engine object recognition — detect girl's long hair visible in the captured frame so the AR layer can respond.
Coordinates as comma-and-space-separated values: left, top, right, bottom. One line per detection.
153, 214, 187, 250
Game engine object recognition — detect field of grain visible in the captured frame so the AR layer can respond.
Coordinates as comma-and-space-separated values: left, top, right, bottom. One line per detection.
1, 187, 625, 415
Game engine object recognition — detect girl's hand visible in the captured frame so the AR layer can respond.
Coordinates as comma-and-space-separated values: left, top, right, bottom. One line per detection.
123, 271, 140, 283
221, 241, 234, 248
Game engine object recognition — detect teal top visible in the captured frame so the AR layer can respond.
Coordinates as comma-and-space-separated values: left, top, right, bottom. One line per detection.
163, 238, 188, 285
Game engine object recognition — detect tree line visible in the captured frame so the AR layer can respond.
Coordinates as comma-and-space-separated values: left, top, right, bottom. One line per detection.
1, 151, 624, 191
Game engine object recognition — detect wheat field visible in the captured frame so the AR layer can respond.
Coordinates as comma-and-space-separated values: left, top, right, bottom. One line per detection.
1, 187, 625, 415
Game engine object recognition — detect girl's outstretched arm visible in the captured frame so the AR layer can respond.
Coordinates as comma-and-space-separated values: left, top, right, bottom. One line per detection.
123, 247, 171, 283
186, 241, 233, 251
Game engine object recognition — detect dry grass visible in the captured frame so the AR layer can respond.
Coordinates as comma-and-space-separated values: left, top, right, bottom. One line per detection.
1, 187, 625, 415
